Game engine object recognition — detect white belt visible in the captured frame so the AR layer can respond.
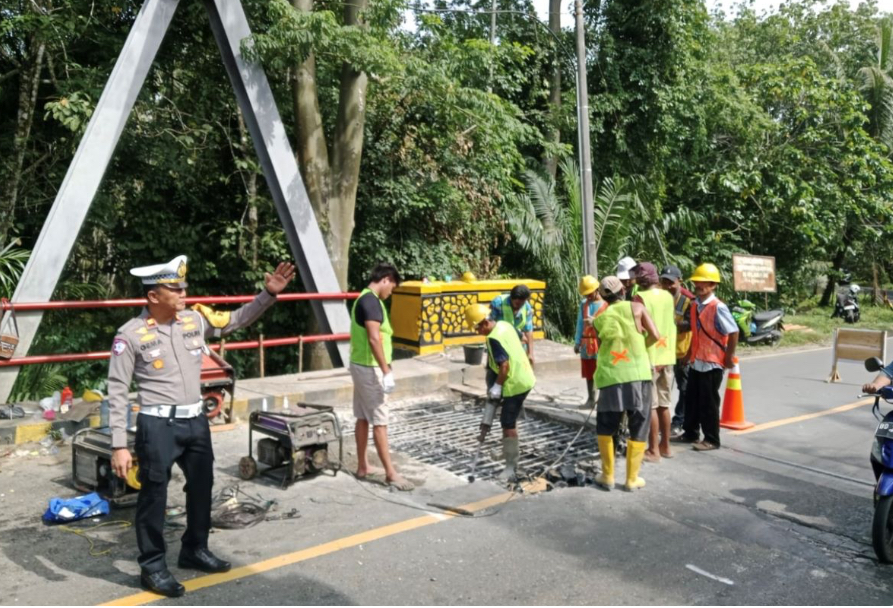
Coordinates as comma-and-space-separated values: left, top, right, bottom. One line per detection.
138, 401, 203, 419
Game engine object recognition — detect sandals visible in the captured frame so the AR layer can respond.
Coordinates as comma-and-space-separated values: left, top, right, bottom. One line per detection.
692, 441, 719, 452
387, 477, 415, 492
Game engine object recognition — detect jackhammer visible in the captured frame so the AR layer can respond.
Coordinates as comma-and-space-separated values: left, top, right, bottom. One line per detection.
467, 398, 499, 483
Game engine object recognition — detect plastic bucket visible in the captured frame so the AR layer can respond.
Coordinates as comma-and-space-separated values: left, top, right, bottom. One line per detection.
463, 345, 485, 365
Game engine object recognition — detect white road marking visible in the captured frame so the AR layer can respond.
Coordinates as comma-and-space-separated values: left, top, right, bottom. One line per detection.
686, 564, 735, 585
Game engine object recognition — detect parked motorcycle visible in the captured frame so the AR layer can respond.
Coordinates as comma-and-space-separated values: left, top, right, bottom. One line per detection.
731, 299, 785, 346
862, 357, 893, 563
832, 284, 861, 324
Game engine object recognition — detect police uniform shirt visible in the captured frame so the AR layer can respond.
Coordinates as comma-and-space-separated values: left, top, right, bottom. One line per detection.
107, 291, 276, 448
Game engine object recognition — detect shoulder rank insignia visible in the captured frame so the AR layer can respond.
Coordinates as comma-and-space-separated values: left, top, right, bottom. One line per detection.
192, 304, 231, 329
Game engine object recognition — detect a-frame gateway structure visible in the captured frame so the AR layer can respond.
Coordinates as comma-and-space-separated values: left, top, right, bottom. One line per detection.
0, 0, 351, 402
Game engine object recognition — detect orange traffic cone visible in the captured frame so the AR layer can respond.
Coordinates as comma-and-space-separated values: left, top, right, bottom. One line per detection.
720, 357, 754, 430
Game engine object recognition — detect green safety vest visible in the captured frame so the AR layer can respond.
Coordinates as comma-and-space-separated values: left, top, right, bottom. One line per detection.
487, 321, 536, 397
637, 288, 677, 366
350, 288, 393, 366
501, 296, 529, 334
593, 301, 652, 389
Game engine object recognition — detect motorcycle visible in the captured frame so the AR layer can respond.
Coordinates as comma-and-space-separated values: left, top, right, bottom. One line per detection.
831, 284, 861, 324
862, 357, 893, 563
731, 299, 785, 346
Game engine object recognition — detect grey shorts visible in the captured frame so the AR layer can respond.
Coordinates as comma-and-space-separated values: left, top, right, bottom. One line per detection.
597, 380, 653, 414
350, 364, 389, 426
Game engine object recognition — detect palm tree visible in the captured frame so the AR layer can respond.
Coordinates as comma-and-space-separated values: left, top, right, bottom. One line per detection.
506, 159, 695, 338
0, 240, 29, 299
859, 18, 893, 149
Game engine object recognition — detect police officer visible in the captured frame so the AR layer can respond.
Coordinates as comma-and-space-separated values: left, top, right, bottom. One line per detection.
108, 255, 295, 597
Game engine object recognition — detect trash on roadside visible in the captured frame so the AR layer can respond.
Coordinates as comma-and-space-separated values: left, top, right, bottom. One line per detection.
209, 484, 298, 529
43, 492, 110, 523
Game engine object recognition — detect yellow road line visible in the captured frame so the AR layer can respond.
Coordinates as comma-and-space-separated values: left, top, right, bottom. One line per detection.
98, 491, 515, 606
730, 398, 873, 435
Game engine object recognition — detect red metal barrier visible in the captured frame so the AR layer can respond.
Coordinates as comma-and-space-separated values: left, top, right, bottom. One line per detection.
0, 292, 358, 368
0, 292, 360, 312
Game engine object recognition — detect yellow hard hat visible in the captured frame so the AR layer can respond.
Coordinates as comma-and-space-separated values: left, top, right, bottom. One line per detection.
690, 263, 721, 283
464, 304, 490, 328
578, 275, 599, 296
125, 464, 142, 490
461, 271, 476, 282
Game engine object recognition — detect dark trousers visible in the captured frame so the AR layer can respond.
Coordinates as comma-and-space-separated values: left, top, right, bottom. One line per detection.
134, 413, 214, 573
683, 368, 724, 446
671, 362, 689, 426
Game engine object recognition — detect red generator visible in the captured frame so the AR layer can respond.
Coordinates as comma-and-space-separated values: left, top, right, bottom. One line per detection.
201, 350, 235, 422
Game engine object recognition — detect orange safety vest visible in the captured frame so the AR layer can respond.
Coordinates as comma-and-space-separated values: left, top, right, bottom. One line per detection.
581, 300, 608, 358
690, 299, 728, 366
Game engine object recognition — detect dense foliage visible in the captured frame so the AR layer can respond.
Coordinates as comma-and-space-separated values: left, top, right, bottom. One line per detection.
2, 0, 893, 394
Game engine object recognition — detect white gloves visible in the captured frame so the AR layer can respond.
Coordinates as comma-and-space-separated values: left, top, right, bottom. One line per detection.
488, 383, 503, 400
382, 372, 396, 394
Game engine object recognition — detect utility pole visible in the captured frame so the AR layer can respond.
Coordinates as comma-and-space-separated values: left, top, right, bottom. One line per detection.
488, 0, 497, 92
574, 0, 596, 276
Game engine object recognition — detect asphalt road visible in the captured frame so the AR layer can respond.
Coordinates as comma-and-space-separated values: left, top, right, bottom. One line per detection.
0, 343, 891, 605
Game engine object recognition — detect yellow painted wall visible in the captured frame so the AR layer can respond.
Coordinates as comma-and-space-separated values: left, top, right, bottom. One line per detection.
391, 278, 546, 354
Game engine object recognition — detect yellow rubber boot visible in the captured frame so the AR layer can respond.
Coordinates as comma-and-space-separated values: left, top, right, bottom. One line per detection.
625, 440, 647, 491
595, 435, 615, 490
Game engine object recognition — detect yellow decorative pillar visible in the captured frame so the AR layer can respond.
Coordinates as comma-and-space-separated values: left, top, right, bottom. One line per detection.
390, 278, 546, 354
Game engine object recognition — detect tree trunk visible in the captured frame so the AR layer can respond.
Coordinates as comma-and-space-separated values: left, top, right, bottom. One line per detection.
820, 246, 847, 307
289, 0, 370, 370
328, 0, 369, 290
292, 0, 331, 227
544, 0, 562, 180
0, 39, 45, 245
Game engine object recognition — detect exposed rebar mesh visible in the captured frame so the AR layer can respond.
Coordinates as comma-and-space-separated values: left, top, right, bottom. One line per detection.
381, 400, 599, 480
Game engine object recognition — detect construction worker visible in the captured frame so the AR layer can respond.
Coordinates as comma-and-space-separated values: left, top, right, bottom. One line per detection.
616, 256, 638, 301
108, 255, 295, 598
591, 276, 660, 492
574, 275, 607, 409
673, 263, 739, 451
632, 262, 677, 462
659, 265, 694, 437
489, 284, 535, 365
350, 263, 413, 491
466, 303, 536, 481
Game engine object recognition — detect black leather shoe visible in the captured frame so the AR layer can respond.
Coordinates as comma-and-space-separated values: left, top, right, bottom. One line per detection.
140, 569, 185, 598
178, 547, 232, 573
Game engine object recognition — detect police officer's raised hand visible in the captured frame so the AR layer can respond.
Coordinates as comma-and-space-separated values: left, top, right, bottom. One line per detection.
111, 447, 132, 479
265, 262, 296, 295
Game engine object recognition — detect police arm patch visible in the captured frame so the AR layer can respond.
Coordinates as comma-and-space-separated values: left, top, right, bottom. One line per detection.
112, 338, 128, 356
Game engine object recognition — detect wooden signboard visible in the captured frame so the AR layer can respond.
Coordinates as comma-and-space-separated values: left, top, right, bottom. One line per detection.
827, 328, 887, 383
733, 254, 777, 293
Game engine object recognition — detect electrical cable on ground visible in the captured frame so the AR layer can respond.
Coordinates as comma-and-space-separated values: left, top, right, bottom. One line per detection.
58, 520, 132, 557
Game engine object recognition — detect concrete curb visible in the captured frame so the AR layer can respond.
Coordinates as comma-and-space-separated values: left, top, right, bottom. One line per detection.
0, 415, 100, 446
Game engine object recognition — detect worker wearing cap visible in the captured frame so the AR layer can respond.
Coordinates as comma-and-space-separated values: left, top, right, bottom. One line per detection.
574, 275, 607, 409
489, 284, 535, 365
466, 304, 536, 481
632, 262, 677, 462
616, 256, 638, 301
591, 276, 660, 491
108, 255, 295, 598
673, 263, 739, 452
659, 265, 694, 436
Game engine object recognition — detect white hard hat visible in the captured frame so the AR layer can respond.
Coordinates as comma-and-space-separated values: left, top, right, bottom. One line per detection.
616, 256, 637, 280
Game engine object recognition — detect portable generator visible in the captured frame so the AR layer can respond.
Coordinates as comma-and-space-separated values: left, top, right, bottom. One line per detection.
70, 352, 234, 506
238, 404, 343, 487
71, 428, 140, 507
